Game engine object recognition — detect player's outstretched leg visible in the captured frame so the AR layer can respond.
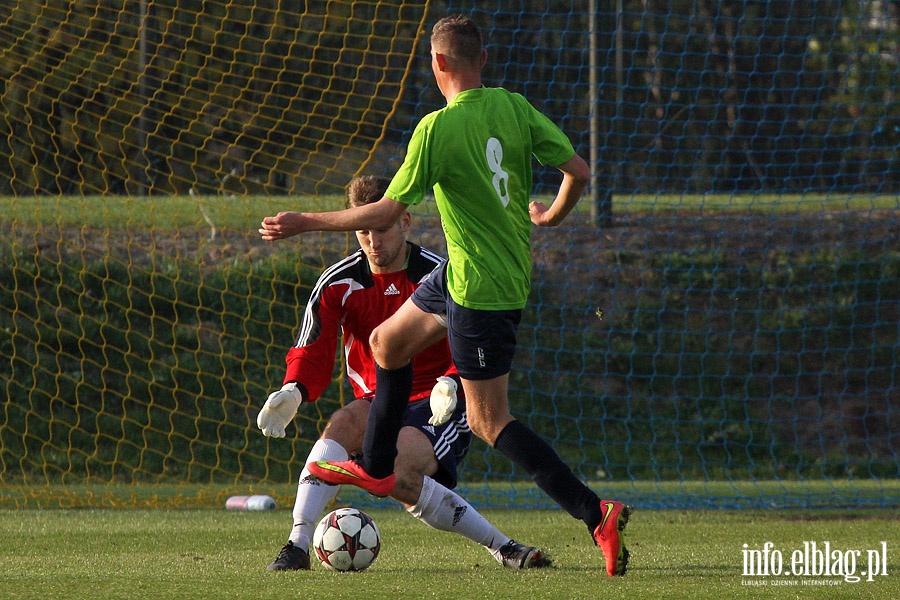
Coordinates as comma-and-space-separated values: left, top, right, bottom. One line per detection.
493, 420, 634, 576
308, 459, 396, 497
593, 500, 632, 576
266, 541, 311, 571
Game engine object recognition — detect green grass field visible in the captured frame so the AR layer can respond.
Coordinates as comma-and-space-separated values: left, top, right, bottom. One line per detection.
1, 506, 897, 600
3, 195, 897, 599
4, 192, 898, 230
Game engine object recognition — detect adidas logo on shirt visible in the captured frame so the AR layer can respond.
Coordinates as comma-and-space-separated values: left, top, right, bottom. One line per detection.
384, 283, 401, 296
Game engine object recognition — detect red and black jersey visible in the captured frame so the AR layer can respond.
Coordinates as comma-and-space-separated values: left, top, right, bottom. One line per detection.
283, 243, 454, 403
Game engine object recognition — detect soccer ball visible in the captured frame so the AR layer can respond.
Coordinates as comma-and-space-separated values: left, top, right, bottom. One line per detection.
312, 507, 381, 572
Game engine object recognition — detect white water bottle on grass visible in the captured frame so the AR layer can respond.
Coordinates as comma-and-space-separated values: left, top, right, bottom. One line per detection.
226, 494, 276, 511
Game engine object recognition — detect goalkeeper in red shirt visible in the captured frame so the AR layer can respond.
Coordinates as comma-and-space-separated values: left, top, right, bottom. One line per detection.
258, 175, 549, 571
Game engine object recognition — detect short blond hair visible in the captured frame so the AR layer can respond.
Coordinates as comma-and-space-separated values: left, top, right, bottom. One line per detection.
346, 175, 390, 208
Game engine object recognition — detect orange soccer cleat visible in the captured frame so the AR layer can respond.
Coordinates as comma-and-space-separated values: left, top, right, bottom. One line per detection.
307, 459, 396, 497
593, 500, 632, 576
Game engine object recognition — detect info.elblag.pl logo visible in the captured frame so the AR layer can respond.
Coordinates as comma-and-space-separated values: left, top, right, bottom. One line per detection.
741, 541, 888, 586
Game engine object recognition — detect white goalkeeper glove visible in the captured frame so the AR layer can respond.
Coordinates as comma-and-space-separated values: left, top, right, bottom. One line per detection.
428, 376, 458, 426
257, 382, 303, 438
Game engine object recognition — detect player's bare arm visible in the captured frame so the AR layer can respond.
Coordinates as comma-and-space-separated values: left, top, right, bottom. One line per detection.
529, 153, 590, 227
259, 197, 407, 240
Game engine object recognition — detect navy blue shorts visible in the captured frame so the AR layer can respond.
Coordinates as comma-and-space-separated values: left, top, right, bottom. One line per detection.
401, 397, 471, 489
412, 262, 522, 380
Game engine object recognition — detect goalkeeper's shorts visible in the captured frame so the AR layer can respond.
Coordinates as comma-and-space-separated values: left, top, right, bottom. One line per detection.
397, 396, 472, 490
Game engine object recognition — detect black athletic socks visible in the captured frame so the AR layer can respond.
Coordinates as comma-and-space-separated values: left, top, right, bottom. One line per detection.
494, 419, 603, 531
360, 363, 414, 478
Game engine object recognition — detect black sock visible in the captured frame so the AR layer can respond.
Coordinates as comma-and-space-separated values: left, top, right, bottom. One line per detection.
493, 419, 602, 531
360, 363, 413, 478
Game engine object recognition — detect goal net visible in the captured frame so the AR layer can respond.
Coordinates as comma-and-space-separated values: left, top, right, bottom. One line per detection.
1, 1, 897, 509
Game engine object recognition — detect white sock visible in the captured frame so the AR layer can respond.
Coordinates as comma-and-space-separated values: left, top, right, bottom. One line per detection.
287, 438, 348, 550
406, 476, 510, 559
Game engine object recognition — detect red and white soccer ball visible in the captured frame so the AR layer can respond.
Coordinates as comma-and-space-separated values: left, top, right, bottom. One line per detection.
313, 507, 381, 572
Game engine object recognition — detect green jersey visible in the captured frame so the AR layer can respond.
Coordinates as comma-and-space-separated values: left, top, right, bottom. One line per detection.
386, 87, 576, 310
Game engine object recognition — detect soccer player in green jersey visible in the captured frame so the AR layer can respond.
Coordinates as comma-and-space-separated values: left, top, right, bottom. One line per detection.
260, 14, 631, 576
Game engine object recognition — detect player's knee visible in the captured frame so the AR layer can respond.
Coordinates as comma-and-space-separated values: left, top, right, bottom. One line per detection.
321, 407, 363, 451
369, 327, 406, 369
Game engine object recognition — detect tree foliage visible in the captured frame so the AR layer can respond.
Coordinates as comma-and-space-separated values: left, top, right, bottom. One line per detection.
0, 1, 897, 196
